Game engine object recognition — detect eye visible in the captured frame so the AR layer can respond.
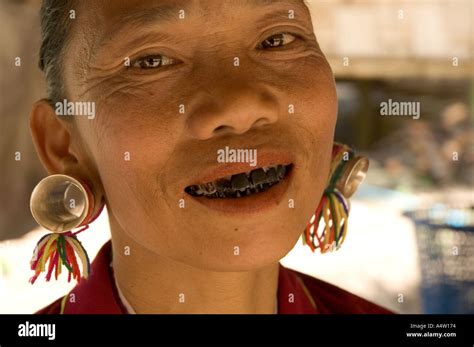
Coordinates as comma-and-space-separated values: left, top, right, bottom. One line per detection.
132, 54, 177, 69
260, 33, 297, 49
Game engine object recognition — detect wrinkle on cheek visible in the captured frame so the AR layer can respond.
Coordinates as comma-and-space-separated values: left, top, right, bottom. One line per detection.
81, 76, 176, 140
81, 72, 154, 101
87, 101, 182, 197
242, 39, 332, 94
289, 48, 331, 75
100, 80, 156, 101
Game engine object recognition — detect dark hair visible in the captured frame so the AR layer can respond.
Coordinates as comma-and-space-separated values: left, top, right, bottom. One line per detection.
39, 0, 76, 104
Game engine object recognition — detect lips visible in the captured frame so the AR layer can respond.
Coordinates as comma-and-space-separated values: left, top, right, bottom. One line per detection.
185, 164, 293, 199
181, 150, 295, 214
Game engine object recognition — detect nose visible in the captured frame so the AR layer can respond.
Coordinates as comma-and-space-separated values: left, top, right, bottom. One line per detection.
186, 74, 279, 140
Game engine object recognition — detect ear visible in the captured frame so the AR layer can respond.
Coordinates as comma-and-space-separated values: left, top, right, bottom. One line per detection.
29, 99, 78, 175
30, 99, 106, 216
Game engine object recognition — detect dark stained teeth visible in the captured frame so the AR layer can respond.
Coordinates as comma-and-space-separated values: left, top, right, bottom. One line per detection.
276, 165, 286, 180
201, 182, 216, 194
250, 168, 267, 186
231, 173, 250, 191
186, 164, 292, 198
266, 167, 277, 182
216, 178, 231, 192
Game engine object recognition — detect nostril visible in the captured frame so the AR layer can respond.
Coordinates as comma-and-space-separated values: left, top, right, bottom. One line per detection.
212, 116, 269, 136
215, 125, 226, 132
213, 125, 232, 134
253, 117, 270, 128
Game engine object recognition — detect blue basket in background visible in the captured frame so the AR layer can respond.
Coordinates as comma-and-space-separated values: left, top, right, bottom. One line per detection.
404, 205, 474, 314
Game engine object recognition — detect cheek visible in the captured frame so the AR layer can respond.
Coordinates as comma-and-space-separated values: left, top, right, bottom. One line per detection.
299, 57, 338, 132
287, 57, 338, 240
298, 56, 338, 160
87, 103, 184, 254
95, 144, 171, 247
270, 51, 338, 144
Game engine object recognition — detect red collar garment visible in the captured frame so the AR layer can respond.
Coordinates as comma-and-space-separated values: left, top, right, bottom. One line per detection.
36, 241, 393, 314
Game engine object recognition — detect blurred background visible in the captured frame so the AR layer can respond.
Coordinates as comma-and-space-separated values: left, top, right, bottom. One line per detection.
0, 0, 473, 314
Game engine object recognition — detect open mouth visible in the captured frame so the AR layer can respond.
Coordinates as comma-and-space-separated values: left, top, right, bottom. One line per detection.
185, 164, 293, 199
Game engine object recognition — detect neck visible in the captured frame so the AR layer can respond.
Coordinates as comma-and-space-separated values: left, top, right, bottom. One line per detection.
109, 220, 280, 314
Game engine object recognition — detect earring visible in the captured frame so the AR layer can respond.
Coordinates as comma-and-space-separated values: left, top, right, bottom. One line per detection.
303, 143, 369, 253
29, 174, 103, 284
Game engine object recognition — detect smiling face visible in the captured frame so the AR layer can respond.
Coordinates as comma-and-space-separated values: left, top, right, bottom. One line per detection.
56, 0, 337, 271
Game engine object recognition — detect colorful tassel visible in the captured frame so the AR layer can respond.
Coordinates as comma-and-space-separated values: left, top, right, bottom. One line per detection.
29, 230, 91, 284
303, 143, 352, 253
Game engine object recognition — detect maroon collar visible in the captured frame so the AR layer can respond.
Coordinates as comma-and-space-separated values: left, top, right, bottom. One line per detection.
62, 241, 318, 314
62, 241, 124, 314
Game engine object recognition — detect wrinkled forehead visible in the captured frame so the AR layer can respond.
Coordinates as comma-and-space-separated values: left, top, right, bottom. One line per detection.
82, 0, 309, 20
74, 0, 312, 47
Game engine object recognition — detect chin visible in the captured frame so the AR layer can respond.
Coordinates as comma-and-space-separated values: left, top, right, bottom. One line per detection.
170, 220, 304, 272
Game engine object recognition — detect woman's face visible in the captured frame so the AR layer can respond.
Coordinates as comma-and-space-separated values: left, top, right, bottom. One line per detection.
63, 0, 337, 270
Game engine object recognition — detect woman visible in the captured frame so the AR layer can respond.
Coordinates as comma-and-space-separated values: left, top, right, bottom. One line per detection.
30, 0, 392, 314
